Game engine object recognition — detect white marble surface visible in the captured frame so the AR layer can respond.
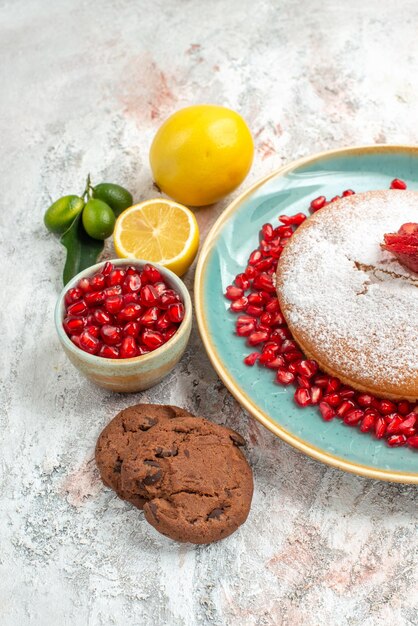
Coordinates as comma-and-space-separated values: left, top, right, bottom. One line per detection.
1, 1, 417, 624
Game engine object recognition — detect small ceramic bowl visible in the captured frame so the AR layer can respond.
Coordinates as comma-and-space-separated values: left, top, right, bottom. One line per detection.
55, 259, 192, 392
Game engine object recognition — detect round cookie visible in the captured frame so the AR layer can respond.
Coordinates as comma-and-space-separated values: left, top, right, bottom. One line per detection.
95, 404, 193, 508
120, 416, 253, 544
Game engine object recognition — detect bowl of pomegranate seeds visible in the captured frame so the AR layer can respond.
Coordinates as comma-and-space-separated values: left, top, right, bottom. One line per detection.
55, 259, 192, 392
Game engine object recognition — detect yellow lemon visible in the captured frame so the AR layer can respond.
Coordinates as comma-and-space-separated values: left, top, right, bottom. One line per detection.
113, 199, 199, 276
149, 104, 254, 206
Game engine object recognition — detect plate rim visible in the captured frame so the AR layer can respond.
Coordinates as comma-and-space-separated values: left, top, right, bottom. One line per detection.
194, 144, 418, 484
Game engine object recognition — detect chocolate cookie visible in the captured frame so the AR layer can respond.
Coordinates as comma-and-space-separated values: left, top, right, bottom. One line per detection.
95, 404, 193, 508
120, 416, 253, 544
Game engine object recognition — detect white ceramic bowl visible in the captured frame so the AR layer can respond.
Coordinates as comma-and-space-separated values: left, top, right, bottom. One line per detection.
55, 259, 192, 392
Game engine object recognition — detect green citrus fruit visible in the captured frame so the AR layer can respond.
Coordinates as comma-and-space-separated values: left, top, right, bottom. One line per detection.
92, 183, 133, 217
82, 199, 116, 240
44, 195, 84, 234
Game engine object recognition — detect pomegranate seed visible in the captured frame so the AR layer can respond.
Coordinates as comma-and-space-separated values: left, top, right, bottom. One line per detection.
79, 331, 100, 355
93, 308, 112, 325
259, 349, 276, 364
379, 400, 397, 415
310, 386, 323, 404
230, 297, 249, 312
139, 285, 159, 306
339, 388, 355, 399
271, 327, 291, 342
248, 293, 263, 305
120, 336, 138, 358
123, 321, 140, 338
279, 340, 297, 353
78, 278, 92, 293
235, 273, 250, 290
387, 434, 407, 447
360, 410, 377, 432
390, 178, 407, 190
265, 298, 280, 313
397, 400, 411, 416
63, 316, 85, 334
245, 265, 257, 279
118, 303, 142, 321
141, 329, 164, 350
107, 269, 126, 286
225, 285, 244, 300
103, 285, 122, 298
357, 394, 373, 408
104, 295, 123, 314
375, 417, 386, 439
314, 375, 330, 388
407, 435, 418, 448
287, 361, 300, 374
244, 352, 259, 366
326, 377, 341, 393
279, 213, 306, 226
296, 375, 310, 389
167, 303, 185, 323
67, 300, 87, 316
253, 273, 275, 293
248, 330, 269, 345
123, 293, 140, 305
90, 274, 106, 290
260, 312, 273, 326
160, 290, 180, 308
85, 291, 105, 307
65, 287, 82, 305
330, 195, 340, 203
344, 409, 364, 425
337, 400, 355, 417
100, 325, 122, 346
102, 261, 113, 276
164, 327, 177, 341
98, 344, 119, 359
399, 414, 416, 432
319, 402, 335, 421
141, 307, 159, 326
310, 196, 326, 212
236, 315, 255, 327
70, 335, 81, 348
283, 350, 303, 363
342, 189, 355, 197
294, 387, 311, 407
155, 312, 171, 332
85, 325, 100, 338
297, 360, 318, 378
386, 415, 403, 435
246, 305, 264, 317
249, 250, 262, 265
276, 369, 295, 385
123, 274, 142, 293
265, 356, 286, 369
236, 324, 254, 337
323, 393, 341, 408
153, 282, 167, 297
142, 264, 162, 284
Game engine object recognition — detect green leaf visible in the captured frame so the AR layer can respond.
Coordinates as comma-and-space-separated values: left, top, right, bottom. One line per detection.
60, 213, 104, 285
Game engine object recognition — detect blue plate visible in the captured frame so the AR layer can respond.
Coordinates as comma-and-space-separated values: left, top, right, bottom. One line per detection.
195, 146, 418, 483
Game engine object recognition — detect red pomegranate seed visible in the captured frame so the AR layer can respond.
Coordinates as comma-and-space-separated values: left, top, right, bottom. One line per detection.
142, 264, 162, 284
310, 196, 326, 212
245, 265, 257, 279
259, 349, 276, 364
337, 400, 355, 417
141, 329, 164, 350
399, 414, 416, 432
90, 274, 106, 290
85, 325, 100, 338
344, 409, 364, 425
164, 327, 177, 341
319, 402, 335, 421
265, 356, 286, 369
294, 387, 311, 407
265, 298, 280, 313
342, 189, 355, 197
314, 375, 330, 388
67, 300, 87, 316
78, 278, 92, 293
63, 316, 85, 334
387, 434, 407, 447
279, 213, 306, 226
249, 250, 262, 265
283, 350, 303, 363
379, 400, 397, 415
104, 295, 123, 314
375, 417, 386, 439
98, 344, 119, 358
65, 287, 82, 305
246, 305, 264, 317
141, 307, 159, 326
390, 178, 407, 190
339, 388, 355, 399
120, 336, 138, 358
160, 290, 180, 308
237, 315, 255, 327
244, 352, 259, 366
230, 297, 249, 312
102, 261, 113, 276
103, 285, 122, 298
139, 285, 159, 306
100, 325, 122, 346
297, 360, 318, 378
271, 328, 291, 342
225, 285, 244, 300
123, 274, 142, 293
357, 394, 373, 408
386, 414, 403, 435
326, 377, 341, 393
123, 293, 140, 305
276, 369, 295, 385
360, 410, 377, 432
123, 321, 140, 338
296, 375, 310, 389
70, 334, 81, 348
155, 312, 171, 331
118, 303, 142, 321
93, 308, 112, 325
323, 393, 341, 408
167, 303, 185, 323
248, 330, 269, 345
407, 435, 418, 448
236, 324, 254, 337
253, 273, 275, 293
310, 386, 323, 404
397, 400, 411, 415
85, 291, 105, 306
287, 361, 300, 374
235, 273, 250, 290
330, 195, 340, 203
79, 331, 100, 355
248, 293, 263, 305
107, 269, 126, 286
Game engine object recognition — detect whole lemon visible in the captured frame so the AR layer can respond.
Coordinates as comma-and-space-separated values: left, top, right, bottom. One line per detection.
149, 105, 254, 206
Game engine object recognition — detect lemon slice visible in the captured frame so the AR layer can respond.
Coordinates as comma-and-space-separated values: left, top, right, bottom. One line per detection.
113, 199, 200, 276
